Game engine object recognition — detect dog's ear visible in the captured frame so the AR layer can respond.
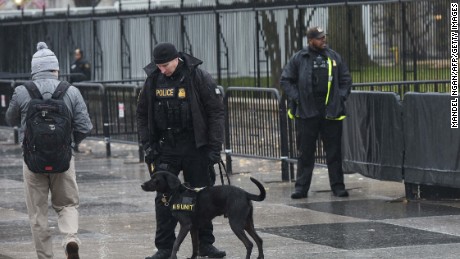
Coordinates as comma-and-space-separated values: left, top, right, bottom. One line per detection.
164, 172, 181, 190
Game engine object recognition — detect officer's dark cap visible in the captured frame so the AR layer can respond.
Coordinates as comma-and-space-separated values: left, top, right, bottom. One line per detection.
306, 26, 326, 40
153, 42, 179, 64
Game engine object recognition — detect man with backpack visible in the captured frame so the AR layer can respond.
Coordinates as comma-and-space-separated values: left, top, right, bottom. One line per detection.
6, 42, 92, 259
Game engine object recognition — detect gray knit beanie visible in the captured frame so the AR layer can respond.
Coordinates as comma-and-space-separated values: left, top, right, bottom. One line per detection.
31, 42, 59, 75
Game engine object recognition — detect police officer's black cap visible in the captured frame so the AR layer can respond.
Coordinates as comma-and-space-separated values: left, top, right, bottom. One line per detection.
153, 42, 179, 64
306, 26, 326, 40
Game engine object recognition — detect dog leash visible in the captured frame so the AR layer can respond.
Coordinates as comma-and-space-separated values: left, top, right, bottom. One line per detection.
217, 160, 231, 185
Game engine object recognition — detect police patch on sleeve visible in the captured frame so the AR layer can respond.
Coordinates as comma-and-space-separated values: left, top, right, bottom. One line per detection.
215, 88, 221, 95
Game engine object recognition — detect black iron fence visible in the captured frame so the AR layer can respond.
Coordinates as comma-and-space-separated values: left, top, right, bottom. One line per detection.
0, 0, 451, 87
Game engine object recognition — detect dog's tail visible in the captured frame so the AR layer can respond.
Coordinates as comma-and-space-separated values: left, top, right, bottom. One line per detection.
247, 177, 266, 202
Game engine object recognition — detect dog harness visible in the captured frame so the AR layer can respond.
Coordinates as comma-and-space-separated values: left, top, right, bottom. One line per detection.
163, 186, 206, 213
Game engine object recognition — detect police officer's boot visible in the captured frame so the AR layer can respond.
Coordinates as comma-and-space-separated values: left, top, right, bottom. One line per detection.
199, 244, 226, 258
145, 249, 172, 259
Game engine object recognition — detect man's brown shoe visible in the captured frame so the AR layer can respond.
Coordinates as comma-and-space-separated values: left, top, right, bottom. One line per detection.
66, 242, 79, 259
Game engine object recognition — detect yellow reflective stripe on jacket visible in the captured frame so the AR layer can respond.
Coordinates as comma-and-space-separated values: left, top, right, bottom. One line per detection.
324, 57, 333, 105
326, 115, 346, 121
324, 57, 346, 121
287, 109, 295, 120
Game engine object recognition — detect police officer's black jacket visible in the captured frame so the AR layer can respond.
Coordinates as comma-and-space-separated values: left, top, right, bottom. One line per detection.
70, 58, 91, 83
137, 52, 224, 151
280, 47, 352, 119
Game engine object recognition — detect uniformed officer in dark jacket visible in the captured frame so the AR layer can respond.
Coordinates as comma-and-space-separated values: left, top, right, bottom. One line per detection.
137, 43, 226, 259
70, 48, 91, 83
280, 26, 352, 199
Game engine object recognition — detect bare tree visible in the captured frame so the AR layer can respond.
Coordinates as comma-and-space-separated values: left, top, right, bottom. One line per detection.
259, 9, 282, 88
258, 2, 372, 88
258, 2, 304, 89
327, 5, 372, 69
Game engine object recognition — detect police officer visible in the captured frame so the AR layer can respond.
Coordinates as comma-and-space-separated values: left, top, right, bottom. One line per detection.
280, 26, 352, 199
137, 43, 225, 259
70, 48, 91, 83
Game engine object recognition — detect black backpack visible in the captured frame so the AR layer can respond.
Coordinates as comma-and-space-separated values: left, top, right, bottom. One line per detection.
22, 81, 73, 174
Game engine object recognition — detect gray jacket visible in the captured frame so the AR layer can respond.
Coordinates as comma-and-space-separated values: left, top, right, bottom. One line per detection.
6, 71, 93, 142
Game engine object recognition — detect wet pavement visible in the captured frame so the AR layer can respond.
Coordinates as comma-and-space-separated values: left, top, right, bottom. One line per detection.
2, 127, 460, 259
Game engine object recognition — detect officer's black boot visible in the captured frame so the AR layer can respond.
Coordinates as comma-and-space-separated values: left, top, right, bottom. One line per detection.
199, 244, 226, 258
145, 249, 173, 259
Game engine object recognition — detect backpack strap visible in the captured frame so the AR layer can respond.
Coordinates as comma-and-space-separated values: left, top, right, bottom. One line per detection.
23, 81, 43, 100
52, 81, 71, 100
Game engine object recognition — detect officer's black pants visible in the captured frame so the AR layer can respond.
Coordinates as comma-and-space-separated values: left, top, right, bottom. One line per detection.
294, 117, 345, 193
152, 135, 215, 250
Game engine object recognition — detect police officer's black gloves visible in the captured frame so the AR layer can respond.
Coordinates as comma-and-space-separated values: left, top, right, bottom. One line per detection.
144, 143, 159, 165
207, 147, 222, 164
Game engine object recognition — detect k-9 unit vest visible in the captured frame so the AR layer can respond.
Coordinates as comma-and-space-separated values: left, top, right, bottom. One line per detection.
153, 71, 192, 132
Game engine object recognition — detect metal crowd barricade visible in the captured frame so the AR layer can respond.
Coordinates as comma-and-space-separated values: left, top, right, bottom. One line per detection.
104, 83, 142, 158
224, 87, 290, 179
8, 79, 453, 181
284, 79, 451, 180
0, 80, 18, 143
73, 82, 142, 158
103, 84, 140, 143
9, 80, 30, 144
352, 80, 451, 96
0, 80, 14, 127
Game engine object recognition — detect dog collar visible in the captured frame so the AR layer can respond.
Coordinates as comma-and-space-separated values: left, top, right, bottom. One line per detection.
161, 193, 173, 206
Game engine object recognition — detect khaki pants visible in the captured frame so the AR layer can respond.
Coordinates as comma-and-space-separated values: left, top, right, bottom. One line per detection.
23, 158, 81, 259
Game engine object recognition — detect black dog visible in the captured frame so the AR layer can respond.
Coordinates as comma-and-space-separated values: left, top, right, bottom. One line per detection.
141, 171, 266, 259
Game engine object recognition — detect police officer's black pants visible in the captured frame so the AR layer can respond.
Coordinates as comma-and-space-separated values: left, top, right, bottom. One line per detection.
294, 117, 345, 193
152, 136, 215, 250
